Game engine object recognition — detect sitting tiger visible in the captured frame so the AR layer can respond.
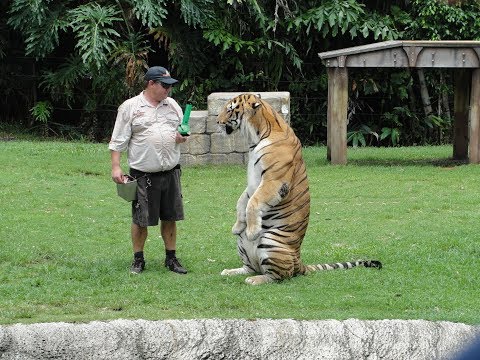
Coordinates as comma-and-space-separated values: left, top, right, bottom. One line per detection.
216, 93, 381, 285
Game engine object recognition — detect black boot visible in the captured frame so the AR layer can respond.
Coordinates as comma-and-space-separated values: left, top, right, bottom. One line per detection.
130, 252, 145, 274
165, 257, 187, 274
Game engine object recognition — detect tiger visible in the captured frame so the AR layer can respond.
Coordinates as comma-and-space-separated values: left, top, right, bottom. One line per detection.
216, 93, 382, 285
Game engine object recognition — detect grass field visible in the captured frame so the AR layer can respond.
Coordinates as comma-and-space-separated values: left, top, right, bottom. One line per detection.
0, 141, 479, 325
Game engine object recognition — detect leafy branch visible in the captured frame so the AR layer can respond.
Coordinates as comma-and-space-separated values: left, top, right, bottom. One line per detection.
68, 3, 122, 70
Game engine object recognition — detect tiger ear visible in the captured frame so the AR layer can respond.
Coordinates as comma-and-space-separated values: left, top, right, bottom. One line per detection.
256, 93, 262, 99
253, 102, 261, 109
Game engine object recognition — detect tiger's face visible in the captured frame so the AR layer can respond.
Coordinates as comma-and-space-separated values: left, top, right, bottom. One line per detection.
217, 94, 261, 134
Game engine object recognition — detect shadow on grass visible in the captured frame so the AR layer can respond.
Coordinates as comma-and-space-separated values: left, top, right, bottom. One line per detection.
347, 157, 469, 167
310, 157, 469, 168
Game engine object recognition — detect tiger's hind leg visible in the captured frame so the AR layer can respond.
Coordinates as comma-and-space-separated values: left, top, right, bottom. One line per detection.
221, 231, 258, 277
244, 254, 296, 285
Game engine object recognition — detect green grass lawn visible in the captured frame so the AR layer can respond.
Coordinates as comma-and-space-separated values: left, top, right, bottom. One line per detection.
0, 141, 479, 325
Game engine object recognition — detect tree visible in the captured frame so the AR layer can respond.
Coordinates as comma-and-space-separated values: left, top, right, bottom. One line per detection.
5, 0, 477, 146
4, 0, 216, 139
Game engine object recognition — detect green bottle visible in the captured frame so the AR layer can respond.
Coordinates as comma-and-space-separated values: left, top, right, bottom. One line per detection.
178, 104, 192, 136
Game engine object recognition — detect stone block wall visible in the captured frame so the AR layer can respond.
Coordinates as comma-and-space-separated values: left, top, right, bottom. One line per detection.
180, 92, 290, 166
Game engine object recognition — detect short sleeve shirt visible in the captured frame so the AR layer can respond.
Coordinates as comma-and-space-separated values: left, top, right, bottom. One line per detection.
109, 92, 183, 173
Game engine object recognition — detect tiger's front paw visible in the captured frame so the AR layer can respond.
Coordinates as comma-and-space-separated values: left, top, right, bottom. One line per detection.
232, 221, 246, 235
246, 223, 261, 241
221, 267, 252, 276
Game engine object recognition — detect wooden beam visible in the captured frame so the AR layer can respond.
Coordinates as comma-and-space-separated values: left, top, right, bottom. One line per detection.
453, 69, 470, 160
469, 69, 480, 163
320, 41, 480, 68
327, 67, 348, 164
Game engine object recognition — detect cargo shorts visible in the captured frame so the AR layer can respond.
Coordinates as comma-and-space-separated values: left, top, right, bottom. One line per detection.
130, 165, 184, 227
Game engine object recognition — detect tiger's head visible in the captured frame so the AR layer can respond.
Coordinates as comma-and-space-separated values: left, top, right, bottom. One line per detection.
217, 93, 262, 135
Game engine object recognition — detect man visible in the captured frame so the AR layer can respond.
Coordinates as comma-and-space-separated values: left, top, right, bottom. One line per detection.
109, 66, 188, 275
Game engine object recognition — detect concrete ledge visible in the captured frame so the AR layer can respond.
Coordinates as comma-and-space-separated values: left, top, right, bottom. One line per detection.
0, 319, 478, 359
179, 92, 292, 165
207, 92, 291, 123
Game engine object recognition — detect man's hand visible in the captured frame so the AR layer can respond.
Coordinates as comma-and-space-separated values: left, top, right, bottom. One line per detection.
111, 166, 124, 184
111, 150, 124, 184
175, 131, 188, 144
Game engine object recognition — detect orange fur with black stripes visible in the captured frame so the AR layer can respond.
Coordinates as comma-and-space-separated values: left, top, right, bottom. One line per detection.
217, 94, 381, 285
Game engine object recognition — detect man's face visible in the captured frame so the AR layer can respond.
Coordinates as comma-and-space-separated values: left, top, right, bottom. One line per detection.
149, 80, 172, 101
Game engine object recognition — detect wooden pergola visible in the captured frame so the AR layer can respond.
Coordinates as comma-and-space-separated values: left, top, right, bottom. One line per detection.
318, 40, 480, 164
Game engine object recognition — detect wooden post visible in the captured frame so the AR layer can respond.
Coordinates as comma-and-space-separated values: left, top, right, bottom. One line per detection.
469, 69, 480, 163
327, 67, 348, 164
453, 69, 471, 160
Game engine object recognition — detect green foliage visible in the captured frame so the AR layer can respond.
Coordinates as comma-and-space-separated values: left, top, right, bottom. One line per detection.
358, 10, 401, 40
40, 55, 88, 106
388, 71, 411, 101
288, 0, 366, 38
29, 101, 53, 136
407, 0, 480, 40
347, 71, 412, 147
380, 127, 400, 146
179, 0, 214, 28
110, 32, 151, 90
347, 125, 378, 147
2, 0, 476, 145
30, 101, 53, 123
202, 1, 304, 88
204, 27, 261, 52
7, 0, 47, 29
129, 0, 168, 28
68, 3, 122, 70
287, 0, 401, 41
7, 0, 70, 57
424, 114, 449, 130
381, 107, 405, 138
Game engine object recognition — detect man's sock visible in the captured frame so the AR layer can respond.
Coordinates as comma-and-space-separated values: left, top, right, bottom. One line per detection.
134, 251, 144, 260
166, 250, 176, 259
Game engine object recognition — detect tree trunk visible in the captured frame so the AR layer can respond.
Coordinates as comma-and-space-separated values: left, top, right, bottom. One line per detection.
439, 72, 451, 143
417, 69, 432, 117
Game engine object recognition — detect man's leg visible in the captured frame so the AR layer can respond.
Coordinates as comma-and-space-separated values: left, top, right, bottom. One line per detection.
132, 223, 148, 252
162, 220, 187, 274
130, 223, 148, 274
160, 220, 176, 251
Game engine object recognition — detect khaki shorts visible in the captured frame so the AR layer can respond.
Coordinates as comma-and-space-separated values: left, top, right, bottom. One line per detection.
130, 166, 184, 227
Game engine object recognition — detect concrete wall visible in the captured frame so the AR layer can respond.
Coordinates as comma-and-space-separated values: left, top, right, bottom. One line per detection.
180, 92, 290, 166
0, 319, 478, 359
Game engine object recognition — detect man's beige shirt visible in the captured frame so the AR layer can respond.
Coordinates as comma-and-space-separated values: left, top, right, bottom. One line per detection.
109, 92, 183, 173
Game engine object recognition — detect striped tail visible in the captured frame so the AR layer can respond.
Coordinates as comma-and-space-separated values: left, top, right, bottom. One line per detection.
305, 260, 382, 273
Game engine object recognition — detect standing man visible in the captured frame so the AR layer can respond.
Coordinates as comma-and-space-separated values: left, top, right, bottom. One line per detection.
109, 66, 188, 275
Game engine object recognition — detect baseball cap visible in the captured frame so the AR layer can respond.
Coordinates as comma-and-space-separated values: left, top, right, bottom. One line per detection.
144, 66, 178, 85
